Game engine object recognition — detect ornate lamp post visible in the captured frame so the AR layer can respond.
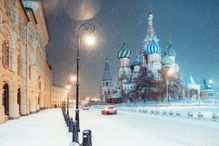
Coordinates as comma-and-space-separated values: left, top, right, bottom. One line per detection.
75, 23, 95, 130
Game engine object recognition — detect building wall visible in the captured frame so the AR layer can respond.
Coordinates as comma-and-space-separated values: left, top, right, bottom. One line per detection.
51, 84, 65, 108
0, 0, 52, 123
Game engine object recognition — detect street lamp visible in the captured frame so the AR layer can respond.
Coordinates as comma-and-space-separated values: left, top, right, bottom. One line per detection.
62, 96, 65, 112
166, 68, 174, 103
62, 95, 66, 112
66, 85, 70, 115
75, 23, 95, 131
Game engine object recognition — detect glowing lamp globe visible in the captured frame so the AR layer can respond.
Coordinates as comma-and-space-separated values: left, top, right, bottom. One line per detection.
85, 35, 95, 45
71, 75, 76, 82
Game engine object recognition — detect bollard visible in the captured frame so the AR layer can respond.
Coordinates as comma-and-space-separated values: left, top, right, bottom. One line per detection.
212, 113, 218, 120
197, 112, 203, 118
64, 113, 66, 123
82, 135, 89, 146
72, 120, 79, 143
66, 115, 70, 126
187, 112, 193, 118
82, 130, 92, 146
169, 111, 174, 116
155, 110, 160, 115
176, 111, 181, 116
162, 110, 167, 116
69, 118, 73, 133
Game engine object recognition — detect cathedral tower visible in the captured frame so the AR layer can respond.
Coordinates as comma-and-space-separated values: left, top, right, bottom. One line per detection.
143, 12, 161, 80
117, 42, 132, 80
100, 58, 113, 102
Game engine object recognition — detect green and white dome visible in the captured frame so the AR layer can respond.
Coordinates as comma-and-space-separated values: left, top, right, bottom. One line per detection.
117, 42, 132, 59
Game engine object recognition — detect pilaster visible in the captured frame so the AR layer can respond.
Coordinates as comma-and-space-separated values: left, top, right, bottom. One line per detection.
20, 87, 27, 115
9, 88, 19, 119
29, 96, 36, 113
39, 92, 45, 109
11, 52, 18, 73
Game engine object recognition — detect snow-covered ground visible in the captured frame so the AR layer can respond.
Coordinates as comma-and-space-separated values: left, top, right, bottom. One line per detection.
77, 106, 219, 146
0, 109, 70, 146
1, 106, 219, 146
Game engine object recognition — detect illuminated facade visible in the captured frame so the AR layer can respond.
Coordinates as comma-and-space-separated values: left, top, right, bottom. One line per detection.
51, 84, 65, 108
101, 12, 186, 103
0, 0, 52, 123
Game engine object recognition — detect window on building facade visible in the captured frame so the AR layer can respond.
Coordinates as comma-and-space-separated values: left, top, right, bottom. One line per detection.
2, 41, 9, 68
29, 65, 31, 79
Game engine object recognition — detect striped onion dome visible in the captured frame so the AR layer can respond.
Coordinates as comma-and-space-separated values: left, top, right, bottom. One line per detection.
164, 44, 176, 56
144, 40, 161, 54
117, 42, 132, 59
161, 56, 174, 65
132, 56, 141, 66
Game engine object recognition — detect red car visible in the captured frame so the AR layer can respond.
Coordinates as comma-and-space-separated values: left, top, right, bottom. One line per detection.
82, 106, 89, 110
101, 106, 117, 115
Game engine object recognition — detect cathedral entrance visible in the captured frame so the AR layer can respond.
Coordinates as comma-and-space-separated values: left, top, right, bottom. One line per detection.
2, 83, 9, 115
17, 88, 21, 114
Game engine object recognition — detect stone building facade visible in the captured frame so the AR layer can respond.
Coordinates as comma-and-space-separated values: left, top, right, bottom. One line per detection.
0, 0, 52, 123
51, 84, 65, 108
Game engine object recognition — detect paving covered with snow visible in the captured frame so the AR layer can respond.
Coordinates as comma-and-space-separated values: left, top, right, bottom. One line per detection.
0, 109, 69, 146
0, 107, 219, 146
78, 106, 219, 146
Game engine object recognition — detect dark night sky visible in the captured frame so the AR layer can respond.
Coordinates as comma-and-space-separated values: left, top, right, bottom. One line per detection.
43, 0, 219, 98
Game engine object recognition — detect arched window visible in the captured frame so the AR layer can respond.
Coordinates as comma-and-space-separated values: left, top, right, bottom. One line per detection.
2, 41, 9, 68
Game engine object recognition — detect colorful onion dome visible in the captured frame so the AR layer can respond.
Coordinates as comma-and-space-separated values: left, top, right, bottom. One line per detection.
117, 42, 132, 59
164, 43, 176, 56
132, 56, 141, 66
161, 56, 174, 65
144, 40, 161, 54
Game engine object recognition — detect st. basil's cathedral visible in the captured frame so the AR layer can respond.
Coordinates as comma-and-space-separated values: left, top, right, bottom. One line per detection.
100, 12, 214, 103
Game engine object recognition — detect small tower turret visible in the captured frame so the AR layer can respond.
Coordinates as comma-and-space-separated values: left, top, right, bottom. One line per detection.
100, 58, 113, 102
117, 42, 132, 79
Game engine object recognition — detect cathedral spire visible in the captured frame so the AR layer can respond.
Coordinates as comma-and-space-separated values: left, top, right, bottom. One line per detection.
143, 12, 159, 47
189, 73, 196, 85
147, 12, 155, 37
102, 58, 112, 81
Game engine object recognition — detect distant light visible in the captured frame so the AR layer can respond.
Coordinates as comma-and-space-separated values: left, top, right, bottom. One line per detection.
167, 68, 175, 76
208, 79, 214, 84
85, 35, 95, 45
85, 96, 90, 101
66, 85, 71, 89
71, 75, 76, 82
